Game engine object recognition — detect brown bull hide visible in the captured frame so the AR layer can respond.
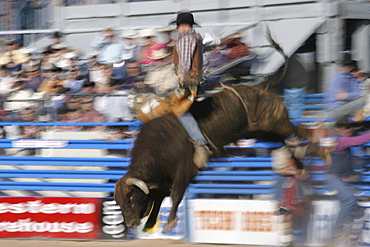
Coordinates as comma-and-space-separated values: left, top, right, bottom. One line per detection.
115, 84, 327, 232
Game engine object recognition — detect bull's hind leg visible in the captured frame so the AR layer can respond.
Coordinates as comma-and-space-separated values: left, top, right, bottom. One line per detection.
165, 183, 188, 232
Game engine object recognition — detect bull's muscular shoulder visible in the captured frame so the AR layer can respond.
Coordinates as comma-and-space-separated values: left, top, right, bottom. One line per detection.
134, 113, 189, 150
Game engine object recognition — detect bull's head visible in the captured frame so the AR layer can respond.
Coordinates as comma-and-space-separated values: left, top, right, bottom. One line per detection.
114, 177, 153, 228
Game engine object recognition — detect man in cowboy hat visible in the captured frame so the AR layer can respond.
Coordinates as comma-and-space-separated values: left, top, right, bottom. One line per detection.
169, 12, 211, 168
170, 12, 203, 100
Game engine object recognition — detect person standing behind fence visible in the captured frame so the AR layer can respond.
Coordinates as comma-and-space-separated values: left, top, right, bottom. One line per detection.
324, 115, 370, 245
271, 145, 309, 246
324, 54, 362, 110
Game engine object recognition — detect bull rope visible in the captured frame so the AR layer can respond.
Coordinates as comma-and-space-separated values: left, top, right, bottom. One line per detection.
194, 82, 258, 156
219, 82, 257, 128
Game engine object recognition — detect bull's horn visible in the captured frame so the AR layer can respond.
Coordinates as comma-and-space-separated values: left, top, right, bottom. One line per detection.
126, 178, 150, 195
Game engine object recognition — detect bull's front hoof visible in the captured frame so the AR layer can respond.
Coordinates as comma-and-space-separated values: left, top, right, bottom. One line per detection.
163, 220, 177, 232
143, 220, 158, 233
142, 225, 156, 233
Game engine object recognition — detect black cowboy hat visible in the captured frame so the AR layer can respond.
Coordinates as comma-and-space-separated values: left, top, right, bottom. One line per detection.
169, 12, 200, 27
340, 53, 357, 67
335, 115, 353, 128
50, 66, 62, 73
52, 31, 64, 38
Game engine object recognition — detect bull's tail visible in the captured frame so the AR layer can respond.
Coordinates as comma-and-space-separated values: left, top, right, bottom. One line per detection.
294, 124, 332, 167
261, 26, 289, 93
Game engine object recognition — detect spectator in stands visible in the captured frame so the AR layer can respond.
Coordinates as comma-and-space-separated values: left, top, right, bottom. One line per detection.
57, 51, 80, 71
65, 95, 81, 111
207, 45, 228, 72
45, 31, 67, 52
324, 115, 370, 244
37, 66, 69, 94
90, 64, 115, 92
56, 107, 84, 131
158, 26, 176, 51
86, 51, 102, 82
0, 39, 31, 75
40, 48, 55, 71
120, 60, 145, 90
0, 65, 16, 96
56, 95, 84, 131
23, 65, 44, 92
110, 29, 140, 81
324, 54, 362, 110
120, 29, 139, 61
80, 80, 96, 93
203, 45, 229, 91
221, 34, 252, 81
80, 95, 105, 130
4, 107, 39, 156
63, 66, 86, 93
144, 48, 177, 95
3, 77, 44, 116
94, 79, 133, 122
222, 34, 251, 61
137, 28, 165, 72
48, 43, 69, 69
90, 28, 124, 64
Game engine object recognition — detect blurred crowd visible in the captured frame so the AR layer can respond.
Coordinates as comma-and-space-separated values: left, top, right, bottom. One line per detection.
0, 27, 252, 122
52, 0, 157, 6
0, 27, 252, 149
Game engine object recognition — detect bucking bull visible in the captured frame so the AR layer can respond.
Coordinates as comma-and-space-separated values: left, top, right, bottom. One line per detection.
114, 83, 328, 232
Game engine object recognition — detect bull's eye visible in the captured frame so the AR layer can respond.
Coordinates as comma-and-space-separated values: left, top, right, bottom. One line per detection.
127, 194, 134, 203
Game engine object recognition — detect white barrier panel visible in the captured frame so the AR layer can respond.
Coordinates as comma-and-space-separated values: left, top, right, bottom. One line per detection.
187, 199, 281, 246
359, 201, 370, 246
305, 200, 340, 246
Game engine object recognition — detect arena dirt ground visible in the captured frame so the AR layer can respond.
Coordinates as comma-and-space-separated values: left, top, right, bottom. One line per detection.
0, 239, 264, 247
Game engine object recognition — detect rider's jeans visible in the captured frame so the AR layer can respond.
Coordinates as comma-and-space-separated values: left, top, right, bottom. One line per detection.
178, 111, 207, 144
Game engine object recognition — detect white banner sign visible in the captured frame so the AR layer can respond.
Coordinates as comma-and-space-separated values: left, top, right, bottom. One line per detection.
12, 139, 68, 148
187, 199, 281, 246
